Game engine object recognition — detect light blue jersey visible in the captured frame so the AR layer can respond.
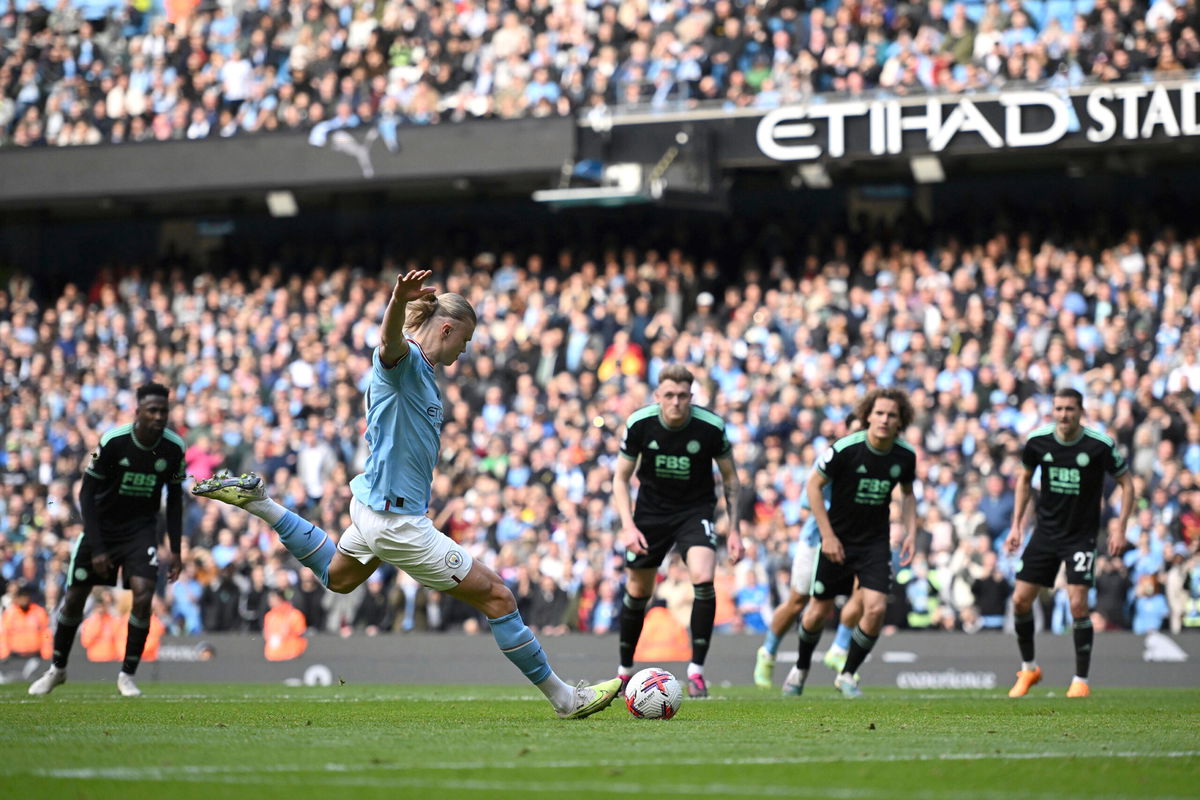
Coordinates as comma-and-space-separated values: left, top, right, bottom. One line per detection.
799, 471, 831, 548
350, 340, 442, 515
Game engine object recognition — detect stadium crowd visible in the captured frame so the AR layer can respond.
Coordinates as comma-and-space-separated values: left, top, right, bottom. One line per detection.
1, 223, 1200, 649
3, 0, 1200, 147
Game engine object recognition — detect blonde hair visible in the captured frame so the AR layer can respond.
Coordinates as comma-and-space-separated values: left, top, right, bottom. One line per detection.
404, 292, 477, 332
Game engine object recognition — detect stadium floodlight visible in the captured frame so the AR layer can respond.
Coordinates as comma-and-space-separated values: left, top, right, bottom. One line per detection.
266, 190, 299, 217
909, 155, 945, 184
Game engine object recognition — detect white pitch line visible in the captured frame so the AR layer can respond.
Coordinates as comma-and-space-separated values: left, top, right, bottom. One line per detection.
12, 770, 1200, 800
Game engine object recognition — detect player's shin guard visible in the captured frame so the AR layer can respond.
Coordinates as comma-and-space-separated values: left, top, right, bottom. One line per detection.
488, 610, 552, 684
690, 582, 716, 666
1072, 616, 1094, 679
272, 511, 335, 586
796, 624, 823, 670
52, 613, 82, 669
1015, 610, 1036, 663
843, 625, 878, 676
122, 615, 151, 676
618, 591, 650, 669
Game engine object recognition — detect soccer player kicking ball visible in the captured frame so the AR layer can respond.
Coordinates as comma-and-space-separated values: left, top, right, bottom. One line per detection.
1005, 388, 1134, 699
193, 270, 619, 719
612, 365, 745, 699
786, 388, 918, 698
30, 383, 186, 698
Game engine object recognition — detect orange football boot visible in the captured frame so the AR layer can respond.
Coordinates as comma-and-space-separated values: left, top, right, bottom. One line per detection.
1007, 666, 1043, 697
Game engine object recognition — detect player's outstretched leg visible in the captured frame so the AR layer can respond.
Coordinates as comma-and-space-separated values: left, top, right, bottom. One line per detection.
487, 608, 620, 719
192, 473, 336, 585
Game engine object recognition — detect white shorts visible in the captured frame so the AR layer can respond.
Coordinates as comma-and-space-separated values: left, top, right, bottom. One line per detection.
338, 497, 473, 591
789, 540, 820, 595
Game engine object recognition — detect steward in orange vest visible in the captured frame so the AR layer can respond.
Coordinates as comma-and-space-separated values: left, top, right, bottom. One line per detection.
1, 584, 53, 660
263, 590, 308, 661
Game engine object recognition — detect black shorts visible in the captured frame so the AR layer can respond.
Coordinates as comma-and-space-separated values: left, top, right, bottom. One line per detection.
1017, 531, 1096, 587
812, 543, 892, 599
67, 529, 161, 589
625, 511, 717, 570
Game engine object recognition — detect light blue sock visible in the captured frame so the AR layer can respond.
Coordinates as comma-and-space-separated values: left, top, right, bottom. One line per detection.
834, 623, 853, 651
488, 610, 552, 684
273, 511, 335, 587
763, 630, 781, 657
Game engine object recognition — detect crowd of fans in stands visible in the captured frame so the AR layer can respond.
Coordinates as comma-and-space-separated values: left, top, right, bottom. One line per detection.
1, 224, 1199, 647
2, 0, 1200, 147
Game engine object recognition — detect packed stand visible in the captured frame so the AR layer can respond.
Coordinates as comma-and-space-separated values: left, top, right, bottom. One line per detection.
2, 0, 1199, 148
1, 226, 1200, 644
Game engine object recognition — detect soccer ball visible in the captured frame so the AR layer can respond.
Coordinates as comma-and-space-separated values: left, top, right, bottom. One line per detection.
624, 667, 683, 720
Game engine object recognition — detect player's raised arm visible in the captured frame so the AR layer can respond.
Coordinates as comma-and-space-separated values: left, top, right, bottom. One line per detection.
379, 269, 436, 366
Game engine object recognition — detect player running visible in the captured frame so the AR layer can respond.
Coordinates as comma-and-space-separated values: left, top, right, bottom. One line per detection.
785, 388, 918, 698
612, 364, 745, 699
29, 383, 185, 697
193, 270, 619, 719
755, 458, 865, 692
1005, 388, 1135, 699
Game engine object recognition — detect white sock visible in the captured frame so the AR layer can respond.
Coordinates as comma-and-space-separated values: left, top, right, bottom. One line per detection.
1072, 675, 1088, 685
786, 666, 807, 684
535, 673, 575, 712
1022, 661, 1038, 672
617, 666, 634, 677
687, 663, 703, 678
243, 497, 286, 526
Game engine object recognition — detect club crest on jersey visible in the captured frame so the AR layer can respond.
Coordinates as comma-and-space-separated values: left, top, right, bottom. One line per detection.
445, 550, 464, 569
75, 568, 88, 581
889, 464, 902, 478
154, 458, 168, 473
1076, 453, 1090, 467
687, 440, 701, 454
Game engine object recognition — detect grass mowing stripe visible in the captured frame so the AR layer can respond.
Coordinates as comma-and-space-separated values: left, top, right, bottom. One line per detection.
18, 749, 1200, 779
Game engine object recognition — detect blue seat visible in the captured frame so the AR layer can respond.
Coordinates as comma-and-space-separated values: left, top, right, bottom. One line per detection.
1045, 0, 1076, 28
963, 1, 987, 24
1025, 0, 1049, 29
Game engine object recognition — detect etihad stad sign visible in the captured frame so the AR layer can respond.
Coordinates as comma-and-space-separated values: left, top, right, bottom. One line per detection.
754, 82, 1200, 161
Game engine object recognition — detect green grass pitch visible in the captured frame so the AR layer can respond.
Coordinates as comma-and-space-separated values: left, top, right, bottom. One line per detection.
1, 683, 1196, 800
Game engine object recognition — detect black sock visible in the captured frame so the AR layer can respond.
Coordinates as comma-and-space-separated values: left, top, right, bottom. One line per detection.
796, 624, 823, 670
843, 625, 878, 676
618, 591, 650, 669
52, 613, 82, 670
690, 582, 716, 666
122, 616, 151, 676
1015, 611, 1036, 663
1072, 616, 1093, 679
